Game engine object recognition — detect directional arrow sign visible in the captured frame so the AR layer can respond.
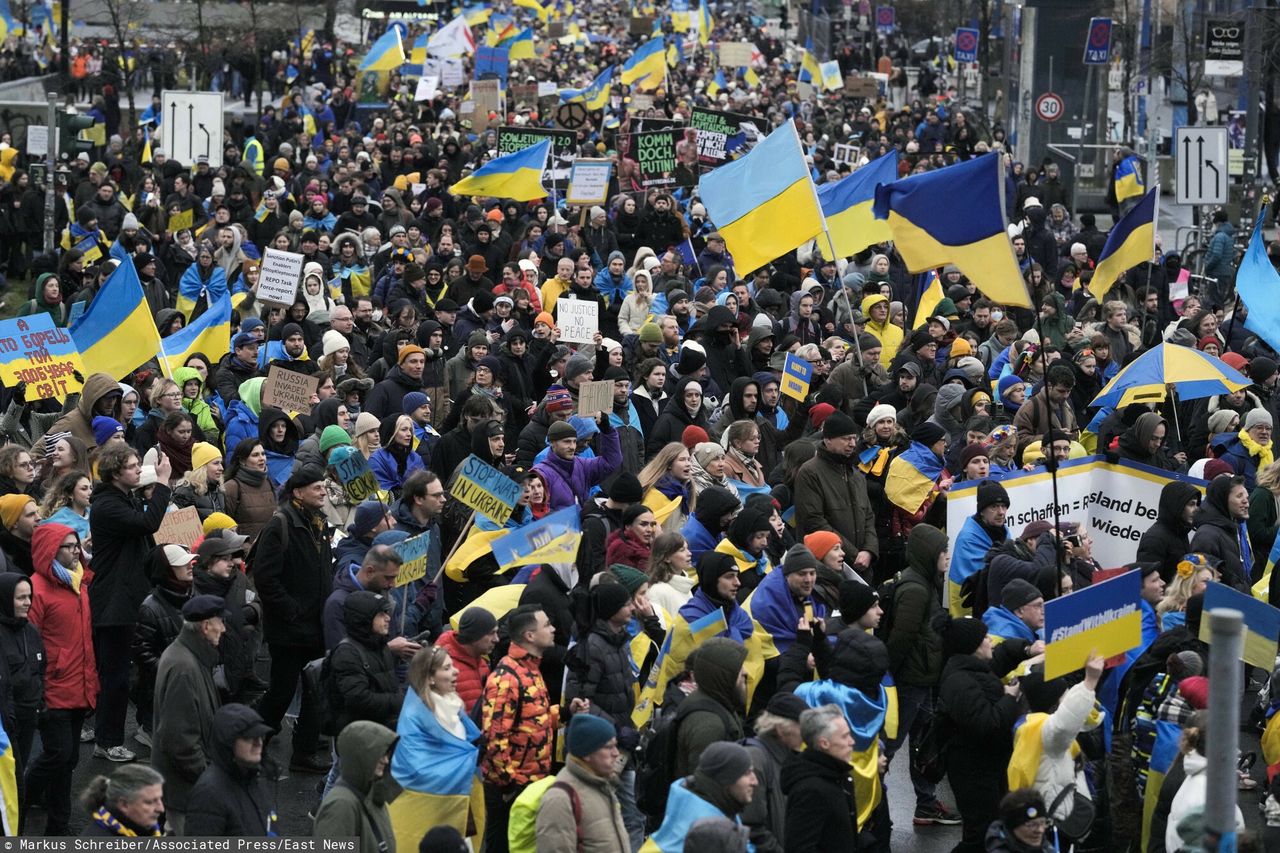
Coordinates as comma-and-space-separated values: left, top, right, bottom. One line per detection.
159, 90, 225, 168
1174, 126, 1228, 206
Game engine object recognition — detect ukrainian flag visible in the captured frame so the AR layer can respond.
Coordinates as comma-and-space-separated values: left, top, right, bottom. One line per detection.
560, 65, 613, 111
442, 528, 506, 582
1088, 188, 1157, 301
885, 441, 943, 514
621, 37, 665, 86
0, 716, 16, 834
448, 138, 550, 201
817, 150, 897, 257
912, 270, 944, 328
1203, 581, 1280, 669
514, 0, 550, 22
489, 505, 582, 569
799, 48, 821, 84
741, 66, 760, 88
508, 28, 535, 60
1236, 208, 1280, 356
697, 0, 713, 44
706, 68, 727, 98
633, 607, 727, 727
819, 59, 843, 91
158, 293, 231, 377
447, 583, 526, 631
69, 255, 162, 381
698, 120, 825, 276
360, 27, 407, 72
872, 151, 1032, 309
1141, 720, 1182, 852
410, 33, 429, 65
463, 5, 492, 25
1113, 153, 1146, 203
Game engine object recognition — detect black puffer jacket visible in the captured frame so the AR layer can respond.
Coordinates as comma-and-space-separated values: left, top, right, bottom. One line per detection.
327, 591, 404, 732
938, 653, 1019, 784
565, 618, 649, 731
184, 703, 279, 836
171, 482, 227, 521
779, 749, 859, 853
0, 573, 45, 726
88, 480, 172, 627
1137, 480, 1202, 583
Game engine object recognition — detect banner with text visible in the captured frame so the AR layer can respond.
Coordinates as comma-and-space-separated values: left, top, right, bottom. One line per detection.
688, 108, 765, 167
496, 126, 577, 187
0, 315, 86, 401
1044, 567, 1143, 678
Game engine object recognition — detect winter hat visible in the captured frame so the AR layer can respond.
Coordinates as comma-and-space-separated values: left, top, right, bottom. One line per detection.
606, 472, 643, 504
681, 425, 710, 449
202, 512, 237, 535
91, 416, 124, 445
1222, 352, 1249, 372
0, 494, 31, 529
456, 607, 499, 644
547, 420, 577, 442
570, 415, 599, 440
998, 373, 1026, 396
1251, 356, 1278, 384
683, 819, 749, 853
354, 411, 380, 438
283, 464, 325, 493
397, 344, 426, 365
693, 442, 726, 470
728, 509, 770, 548
910, 422, 947, 447
182, 594, 227, 622
808, 403, 836, 429
802, 532, 841, 562
765, 692, 809, 721
1002, 578, 1044, 611
976, 479, 1011, 512
319, 425, 353, 454
543, 385, 574, 413
999, 790, 1049, 832
638, 323, 663, 343
347, 500, 388, 539
950, 338, 973, 358
839, 580, 879, 623
1178, 675, 1209, 710
675, 347, 707, 375
402, 392, 429, 415
559, 356, 591, 385
609, 563, 649, 595
782, 544, 822, 575
695, 742, 754, 788
959, 443, 990, 469
534, 311, 556, 328
696, 551, 740, 592
822, 411, 858, 439
1204, 457, 1235, 480
1020, 520, 1054, 543
190, 442, 221, 471
566, 713, 616, 758
322, 330, 349, 357
592, 581, 632, 621
865, 403, 897, 428
942, 616, 988, 657
281, 322, 304, 341
1244, 408, 1273, 431
419, 826, 468, 853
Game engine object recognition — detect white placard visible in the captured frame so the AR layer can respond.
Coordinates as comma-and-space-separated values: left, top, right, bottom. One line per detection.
415, 75, 440, 102
566, 158, 613, 205
556, 299, 598, 344
160, 90, 226, 167
257, 248, 304, 307
25, 125, 48, 157
440, 59, 466, 88
537, 82, 559, 98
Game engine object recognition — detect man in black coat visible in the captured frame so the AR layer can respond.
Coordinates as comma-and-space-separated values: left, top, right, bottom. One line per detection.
780, 704, 859, 853
1136, 480, 1202, 583
185, 704, 279, 836
252, 465, 333, 774
215, 334, 262, 403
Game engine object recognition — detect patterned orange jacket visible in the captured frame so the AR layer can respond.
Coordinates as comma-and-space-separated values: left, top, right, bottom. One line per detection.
480, 643, 560, 787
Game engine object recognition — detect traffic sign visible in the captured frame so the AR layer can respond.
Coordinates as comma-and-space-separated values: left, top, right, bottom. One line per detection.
874, 5, 894, 32
1175, 126, 1229, 206
160, 90, 225, 168
1084, 18, 1112, 65
1035, 92, 1064, 122
954, 27, 978, 64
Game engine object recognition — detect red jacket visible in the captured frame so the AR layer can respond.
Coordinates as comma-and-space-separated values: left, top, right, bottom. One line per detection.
28, 523, 98, 711
604, 527, 651, 570
436, 629, 490, 710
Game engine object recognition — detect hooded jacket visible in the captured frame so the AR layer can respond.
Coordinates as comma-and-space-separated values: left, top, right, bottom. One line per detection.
1137, 481, 1201, 583
312, 721, 399, 852
647, 377, 710, 457
45, 372, 119, 451
1115, 412, 1181, 472
26, 523, 95, 710
1189, 476, 1251, 590
673, 637, 747, 778
88, 477, 172, 627
886, 524, 947, 686
329, 592, 404, 732
152, 621, 221, 811
184, 704, 279, 836
680, 487, 740, 562
0, 572, 45, 725
223, 378, 264, 460
861, 295, 902, 370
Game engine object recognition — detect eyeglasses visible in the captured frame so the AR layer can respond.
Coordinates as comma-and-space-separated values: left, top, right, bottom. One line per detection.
159, 392, 182, 400
58, 542, 81, 551
16, 461, 33, 469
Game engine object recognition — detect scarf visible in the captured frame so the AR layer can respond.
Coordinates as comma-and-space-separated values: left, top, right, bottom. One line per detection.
1238, 428, 1275, 470
430, 690, 465, 738
157, 426, 194, 479
234, 465, 267, 488
727, 445, 763, 479
52, 557, 83, 594
92, 806, 161, 837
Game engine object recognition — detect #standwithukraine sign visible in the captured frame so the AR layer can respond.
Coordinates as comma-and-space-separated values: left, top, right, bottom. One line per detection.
1044, 568, 1143, 679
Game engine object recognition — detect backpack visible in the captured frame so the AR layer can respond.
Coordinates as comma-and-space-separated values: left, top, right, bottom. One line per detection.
910, 702, 954, 785
305, 637, 364, 737
873, 572, 924, 642
635, 697, 738, 821
508, 777, 583, 853
960, 565, 991, 618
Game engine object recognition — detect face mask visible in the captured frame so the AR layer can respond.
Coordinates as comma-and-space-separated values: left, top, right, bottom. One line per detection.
990, 310, 1004, 323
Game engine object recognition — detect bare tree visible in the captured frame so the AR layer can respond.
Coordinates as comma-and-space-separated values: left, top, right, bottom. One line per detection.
83, 0, 145, 125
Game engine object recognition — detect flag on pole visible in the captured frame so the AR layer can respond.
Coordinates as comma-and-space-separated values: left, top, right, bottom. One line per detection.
1087, 188, 1158, 301
448, 138, 550, 201
360, 28, 406, 71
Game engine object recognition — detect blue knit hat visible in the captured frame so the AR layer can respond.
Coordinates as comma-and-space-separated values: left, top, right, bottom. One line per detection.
998, 373, 1026, 396
402, 391, 429, 415
566, 713, 615, 758
92, 416, 124, 446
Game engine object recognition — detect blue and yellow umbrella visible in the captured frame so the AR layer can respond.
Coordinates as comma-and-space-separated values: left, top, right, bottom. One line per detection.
1090, 342, 1250, 409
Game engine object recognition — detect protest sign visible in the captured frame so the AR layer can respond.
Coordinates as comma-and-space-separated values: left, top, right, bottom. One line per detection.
577, 380, 614, 416
556, 299, 598, 344
155, 506, 203, 549
451, 454, 522, 524
718, 42, 755, 67
688, 108, 764, 166
831, 143, 858, 166
439, 59, 465, 87
261, 365, 319, 413
946, 458, 1205, 568
471, 79, 504, 131
415, 75, 440, 102
497, 126, 577, 186
1199, 582, 1280, 669
844, 75, 880, 98
67, 301, 87, 327
566, 158, 613, 205
633, 129, 686, 187
1044, 568, 1143, 679
394, 532, 432, 587
257, 249, 304, 307
629, 16, 653, 35
331, 446, 381, 503
780, 353, 813, 401
0, 314, 86, 401
629, 93, 655, 111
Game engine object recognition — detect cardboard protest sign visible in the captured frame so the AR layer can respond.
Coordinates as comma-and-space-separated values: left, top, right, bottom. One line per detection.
155, 506, 203, 549
780, 353, 813, 401
394, 532, 432, 587
1199, 582, 1280, 669
330, 446, 381, 503
577, 380, 613, 416
450, 454, 522, 524
566, 159, 613, 205
946, 458, 1206, 570
261, 365, 319, 413
718, 41, 756, 67
1044, 568, 1143, 679
257, 248, 304, 307
556, 300, 598, 344
0, 315, 86, 401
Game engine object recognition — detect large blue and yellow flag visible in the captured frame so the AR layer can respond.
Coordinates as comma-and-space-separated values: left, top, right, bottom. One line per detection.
696, 0, 713, 44
621, 37, 665, 86
559, 65, 613, 111
1113, 153, 1146, 203
885, 441, 943, 514
699, 120, 825, 276
490, 505, 581, 569
1238, 207, 1280, 356
1141, 719, 1182, 851
633, 607, 727, 727
449, 138, 550, 201
360, 27, 407, 72
798, 47, 821, 84
508, 28, 536, 60
872, 151, 1031, 308
158, 293, 231, 378
69, 258, 162, 381
706, 68, 728, 98
409, 33, 429, 65
1088, 187, 1157, 301
0, 715, 16, 834
912, 270, 944, 329
817, 150, 897, 258
514, 0, 551, 22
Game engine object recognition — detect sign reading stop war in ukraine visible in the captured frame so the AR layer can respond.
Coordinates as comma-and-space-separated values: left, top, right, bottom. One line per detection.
688, 108, 764, 166
1044, 567, 1143, 679
451, 454, 522, 524
0, 315, 86, 401
945, 457, 1206, 566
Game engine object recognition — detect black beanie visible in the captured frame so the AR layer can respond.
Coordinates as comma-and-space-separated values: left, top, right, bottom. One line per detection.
942, 616, 988, 657
910, 421, 947, 447
281, 322, 304, 340
781, 544, 822, 576
696, 551, 739, 596
1020, 669, 1070, 713
976, 479, 1010, 513
592, 581, 632, 621
728, 509, 769, 549
456, 607, 498, 644
1001, 578, 1043, 611
822, 411, 858, 439
838, 580, 879, 623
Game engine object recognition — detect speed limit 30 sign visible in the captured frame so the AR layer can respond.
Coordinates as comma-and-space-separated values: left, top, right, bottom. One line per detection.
1035, 92, 1064, 122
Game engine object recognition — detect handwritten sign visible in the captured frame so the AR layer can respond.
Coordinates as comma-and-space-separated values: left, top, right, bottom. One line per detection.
780, 353, 813, 401
415, 75, 441, 102
261, 365, 319, 413
155, 506, 203, 549
394, 531, 432, 587
566, 158, 613, 205
556, 299, 598, 344
330, 445, 381, 503
718, 41, 756, 68
1044, 568, 1143, 679
450, 454, 522, 524
0, 315, 86, 401
577, 379, 613, 417
257, 248, 304, 307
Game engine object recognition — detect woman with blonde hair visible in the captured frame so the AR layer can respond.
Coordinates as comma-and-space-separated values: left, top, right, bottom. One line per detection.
638, 442, 697, 532
386, 644, 483, 851
352, 412, 382, 460
617, 269, 656, 335
171, 442, 226, 521
1157, 554, 1217, 629
646, 531, 695, 617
